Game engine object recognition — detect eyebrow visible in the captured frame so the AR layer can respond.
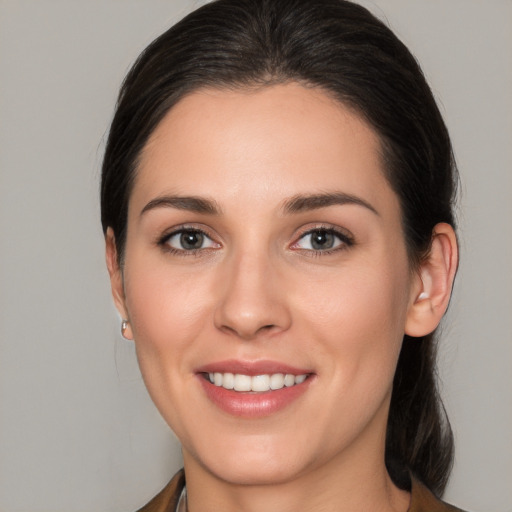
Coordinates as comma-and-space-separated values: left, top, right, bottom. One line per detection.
283, 192, 379, 215
140, 191, 378, 218
140, 195, 221, 216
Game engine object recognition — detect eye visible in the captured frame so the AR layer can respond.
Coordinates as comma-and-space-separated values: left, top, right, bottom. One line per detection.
163, 228, 218, 252
293, 228, 352, 252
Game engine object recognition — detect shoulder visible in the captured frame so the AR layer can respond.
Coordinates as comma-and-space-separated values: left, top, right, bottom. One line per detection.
135, 470, 185, 512
410, 477, 469, 512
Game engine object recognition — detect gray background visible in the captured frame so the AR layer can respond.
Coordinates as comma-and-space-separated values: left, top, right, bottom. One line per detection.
0, 1, 510, 511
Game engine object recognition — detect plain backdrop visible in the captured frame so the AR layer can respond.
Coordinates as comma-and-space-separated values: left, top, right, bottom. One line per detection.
0, 1, 511, 511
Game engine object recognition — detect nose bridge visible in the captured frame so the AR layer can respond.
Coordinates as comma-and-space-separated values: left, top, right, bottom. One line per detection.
214, 243, 290, 339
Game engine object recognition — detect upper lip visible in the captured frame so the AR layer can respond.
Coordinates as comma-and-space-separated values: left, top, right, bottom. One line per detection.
195, 359, 313, 376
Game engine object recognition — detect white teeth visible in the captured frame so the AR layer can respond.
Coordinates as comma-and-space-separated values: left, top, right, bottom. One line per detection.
251, 374, 270, 392
222, 372, 234, 389
270, 373, 284, 390
233, 374, 252, 391
284, 374, 295, 387
295, 374, 307, 384
208, 372, 308, 392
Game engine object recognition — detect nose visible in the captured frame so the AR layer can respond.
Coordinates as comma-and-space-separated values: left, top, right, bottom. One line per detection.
214, 250, 292, 341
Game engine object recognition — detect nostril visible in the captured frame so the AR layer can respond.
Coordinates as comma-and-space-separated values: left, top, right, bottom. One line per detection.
218, 322, 279, 341
255, 324, 278, 336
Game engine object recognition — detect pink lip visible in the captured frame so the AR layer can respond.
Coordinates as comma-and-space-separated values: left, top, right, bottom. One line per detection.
195, 359, 314, 418
196, 359, 312, 376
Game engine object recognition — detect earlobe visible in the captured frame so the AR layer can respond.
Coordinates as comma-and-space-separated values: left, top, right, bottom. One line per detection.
105, 228, 133, 340
121, 318, 133, 340
405, 223, 458, 337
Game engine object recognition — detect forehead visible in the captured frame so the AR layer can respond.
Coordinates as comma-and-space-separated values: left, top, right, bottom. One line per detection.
133, 83, 396, 215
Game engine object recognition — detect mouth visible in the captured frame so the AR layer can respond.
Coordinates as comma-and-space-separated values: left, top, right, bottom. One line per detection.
204, 372, 308, 392
196, 360, 314, 418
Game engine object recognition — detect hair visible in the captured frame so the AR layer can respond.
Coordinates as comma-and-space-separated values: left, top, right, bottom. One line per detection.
101, 0, 458, 497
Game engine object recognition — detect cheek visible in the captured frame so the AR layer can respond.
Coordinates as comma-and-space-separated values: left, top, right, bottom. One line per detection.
293, 255, 411, 382
121, 261, 216, 433
298, 260, 410, 335
123, 260, 213, 364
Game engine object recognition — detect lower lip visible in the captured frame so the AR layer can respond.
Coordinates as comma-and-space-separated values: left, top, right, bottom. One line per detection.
198, 376, 312, 418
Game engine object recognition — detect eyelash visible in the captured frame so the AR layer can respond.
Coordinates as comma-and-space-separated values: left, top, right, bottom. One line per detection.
157, 225, 218, 257
157, 225, 355, 257
291, 225, 355, 256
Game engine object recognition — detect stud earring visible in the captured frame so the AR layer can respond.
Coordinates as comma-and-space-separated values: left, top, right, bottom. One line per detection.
121, 319, 130, 339
418, 291, 429, 300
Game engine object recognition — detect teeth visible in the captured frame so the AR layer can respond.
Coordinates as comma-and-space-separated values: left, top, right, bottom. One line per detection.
295, 374, 307, 384
234, 374, 252, 391
207, 372, 308, 392
270, 373, 284, 390
251, 374, 270, 392
222, 372, 234, 389
284, 374, 295, 387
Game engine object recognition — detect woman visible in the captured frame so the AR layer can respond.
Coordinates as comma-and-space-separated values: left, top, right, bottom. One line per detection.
101, 0, 462, 510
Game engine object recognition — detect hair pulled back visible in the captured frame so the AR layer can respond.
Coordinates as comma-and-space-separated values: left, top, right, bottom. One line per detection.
101, 0, 458, 496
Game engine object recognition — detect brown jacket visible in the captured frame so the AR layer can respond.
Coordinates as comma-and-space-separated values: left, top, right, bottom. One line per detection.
136, 470, 466, 512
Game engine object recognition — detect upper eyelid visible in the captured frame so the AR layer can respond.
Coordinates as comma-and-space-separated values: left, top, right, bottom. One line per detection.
158, 224, 217, 242
294, 224, 354, 241
158, 226, 221, 255
289, 226, 355, 253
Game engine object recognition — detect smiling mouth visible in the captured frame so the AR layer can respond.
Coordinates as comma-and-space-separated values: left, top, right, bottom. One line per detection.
205, 372, 309, 392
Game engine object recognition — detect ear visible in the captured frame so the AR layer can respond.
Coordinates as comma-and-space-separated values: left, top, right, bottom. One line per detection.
105, 228, 133, 340
405, 223, 459, 337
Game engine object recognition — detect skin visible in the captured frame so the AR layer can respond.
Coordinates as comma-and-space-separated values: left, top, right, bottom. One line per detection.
106, 83, 458, 512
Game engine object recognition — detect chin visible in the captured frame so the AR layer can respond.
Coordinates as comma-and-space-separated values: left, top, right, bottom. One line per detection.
208, 457, 305, 486
186, 435, 311, 486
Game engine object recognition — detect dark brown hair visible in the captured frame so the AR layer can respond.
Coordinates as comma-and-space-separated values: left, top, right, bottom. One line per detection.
101, 0, 458, 496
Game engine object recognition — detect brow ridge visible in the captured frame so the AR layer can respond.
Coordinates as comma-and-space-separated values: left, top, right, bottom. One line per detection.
283, 192, 378, 215
140, 195, 221, 216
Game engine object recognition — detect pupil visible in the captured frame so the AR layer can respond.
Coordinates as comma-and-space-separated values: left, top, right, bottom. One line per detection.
180, 231, 203, 250
311, 230, 334, 250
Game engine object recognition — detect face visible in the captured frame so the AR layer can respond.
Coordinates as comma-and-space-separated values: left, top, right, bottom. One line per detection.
109, 83, 423, 486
